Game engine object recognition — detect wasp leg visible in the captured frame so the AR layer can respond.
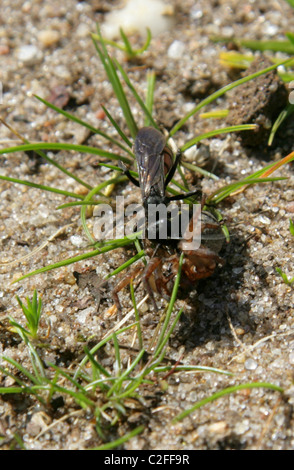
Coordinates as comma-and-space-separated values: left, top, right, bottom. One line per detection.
167, 188, 202, 202
118, 161, 140, 187
165, 149, 182, 187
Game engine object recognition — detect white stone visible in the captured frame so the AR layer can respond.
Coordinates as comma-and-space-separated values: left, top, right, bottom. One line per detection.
167, 40, 186, 59
101, 0, 173, 39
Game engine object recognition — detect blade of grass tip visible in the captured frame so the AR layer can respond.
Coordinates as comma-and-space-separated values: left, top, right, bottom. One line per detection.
0, 117, 93, 190
92, 28, 138, 139
180, 124, 257, 152
153, 364, 233, 375
34, 95, 134, 156
169, 57, 294, 136
119, 27, 135, 57
114, 58, 159, 130
172, 382, 284, 422
101, 105, 133, 148
144, 71, 156, 127
268, 104, 294, 146
0, 174, 84, 200
258, 150, 294, 178
136, 27, 152, 55
92, 425, 144, 450
207, 177, 287, 204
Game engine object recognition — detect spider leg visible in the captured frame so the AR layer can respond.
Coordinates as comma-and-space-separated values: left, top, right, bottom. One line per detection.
112, 264, 144, 315
141, 257, 163, 311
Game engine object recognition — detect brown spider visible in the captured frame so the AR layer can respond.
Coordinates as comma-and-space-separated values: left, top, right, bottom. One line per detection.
112, 210, 225, 311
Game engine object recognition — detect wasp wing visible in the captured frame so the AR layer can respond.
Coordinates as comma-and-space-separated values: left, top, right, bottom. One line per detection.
134, 127, 166, 199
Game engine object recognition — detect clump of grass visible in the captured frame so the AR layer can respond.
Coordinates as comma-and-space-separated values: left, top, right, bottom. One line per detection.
92, 26, 152, 61
13, 290, 43, 339
0, 262, 232, 448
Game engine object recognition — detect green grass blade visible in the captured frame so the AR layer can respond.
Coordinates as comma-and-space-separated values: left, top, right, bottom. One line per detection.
1, 354, 42, 386
153, 364, 232, 375
102, 105, 133, 148
286, 32, 294, 44
180, 124, 257, 152
172, 382, 284, 422
0, 174, 84, 200
130, 280, 143, 351
119, 27, 134, 57
169, 57, 293, 136
289, 219, 294, 236
0, 142, 131, 164
114, 58, 159, 129
207, 177, 287, 205
92, 29, 138, 139
12, 237, 135, 284
0, 117, 93, 190
234, 38, 294, 54
34, 94, 133, 156
135, 27, 152, 55
268, 103, 294, 146
92, 425, 144, 450
153, 253, 184, 359
144, 71, 156, 127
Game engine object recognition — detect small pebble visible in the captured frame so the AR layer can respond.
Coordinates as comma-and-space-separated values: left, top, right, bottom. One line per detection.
167, 40, 186, 59
17, 44, 42, 64
0, 44, 9, 55
244, 358, 258, 370
38, 30, 61, 47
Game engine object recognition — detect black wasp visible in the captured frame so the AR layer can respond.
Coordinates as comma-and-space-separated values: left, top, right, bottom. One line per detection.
120, 126, 201, 243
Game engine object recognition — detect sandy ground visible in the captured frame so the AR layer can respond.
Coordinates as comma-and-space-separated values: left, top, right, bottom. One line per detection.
0, 0, 294, 450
